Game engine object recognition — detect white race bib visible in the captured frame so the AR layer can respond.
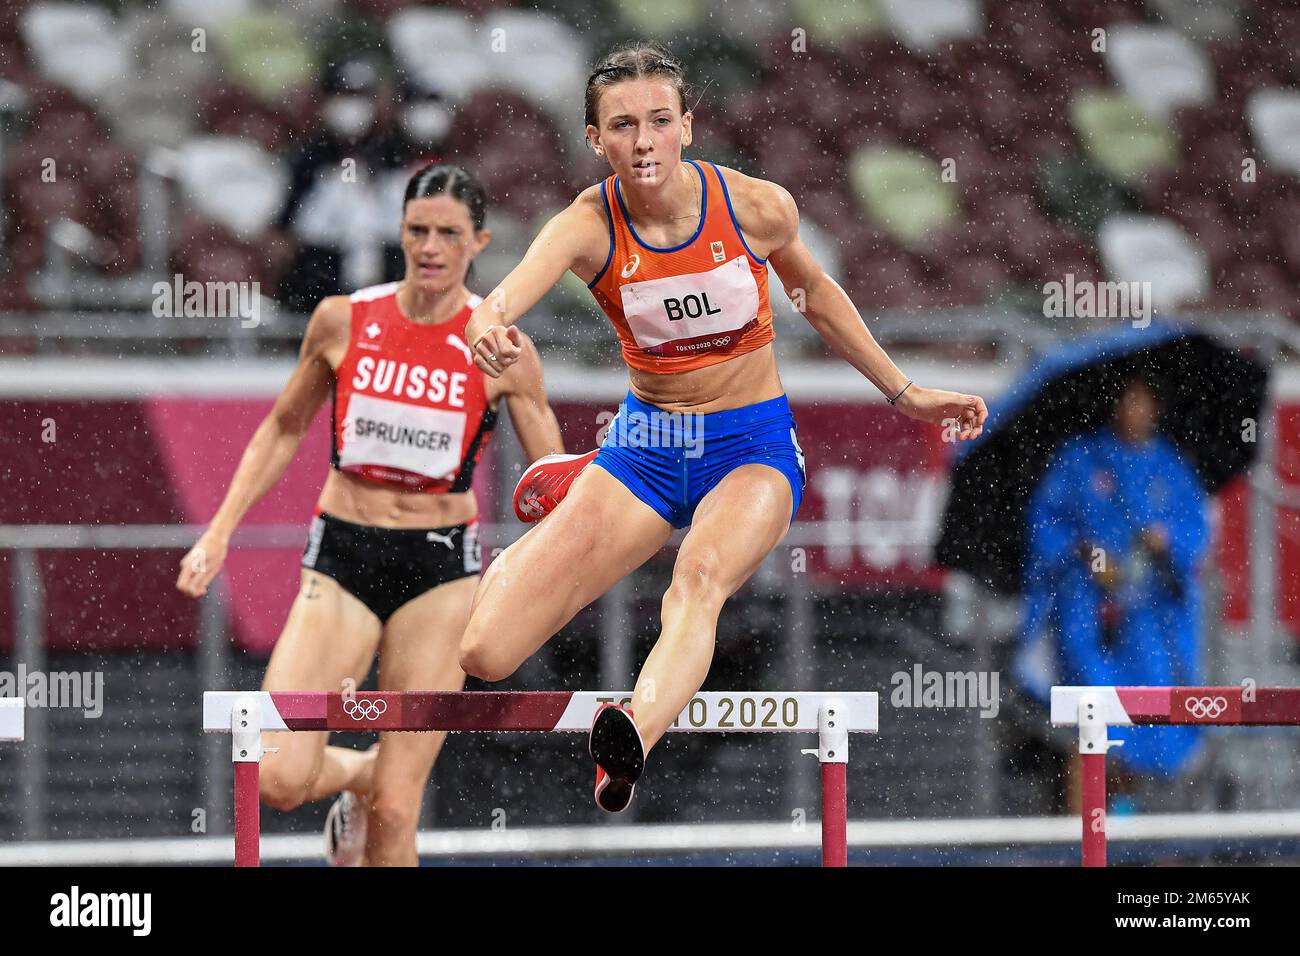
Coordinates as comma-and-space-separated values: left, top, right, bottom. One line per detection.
618, 255, 759, 354
339, 393, 467, 480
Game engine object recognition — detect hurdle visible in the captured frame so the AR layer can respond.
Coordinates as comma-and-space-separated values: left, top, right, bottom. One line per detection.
0, 699, 22, 741
1051, 685, 1300, 866
204, 690, 877, 867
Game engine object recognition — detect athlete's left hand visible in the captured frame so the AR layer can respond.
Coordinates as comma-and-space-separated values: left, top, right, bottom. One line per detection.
895, 385, 987, 441
471, 324, 524, 378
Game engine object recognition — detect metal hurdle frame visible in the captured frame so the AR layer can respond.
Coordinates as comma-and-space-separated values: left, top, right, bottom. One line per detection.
1052, 685, 1300, 866
204, 690, 878, 867
0, 699, 23, 742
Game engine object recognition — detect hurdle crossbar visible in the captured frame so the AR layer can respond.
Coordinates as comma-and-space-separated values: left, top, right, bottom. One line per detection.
204, 690, 878, 868
1051, 685, 1300, 867
0, 698, 23, 741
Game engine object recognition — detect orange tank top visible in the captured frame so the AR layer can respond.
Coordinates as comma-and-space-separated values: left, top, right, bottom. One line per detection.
587, 159, 774, 375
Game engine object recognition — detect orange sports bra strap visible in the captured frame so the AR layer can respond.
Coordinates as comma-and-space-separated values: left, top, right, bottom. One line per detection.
706, 160, 767, 267
588, 176, 618, 289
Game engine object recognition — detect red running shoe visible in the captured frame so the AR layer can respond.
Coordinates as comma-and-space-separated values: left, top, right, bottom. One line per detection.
589, 703, 644, 814
512, 449, 599, 522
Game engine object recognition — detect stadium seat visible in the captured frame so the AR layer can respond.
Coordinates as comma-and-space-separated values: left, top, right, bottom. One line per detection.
1246, 89, 1300, 177
481, 11, 586, 127
175, 136, 289, 239
848, 146, 960, 246
1069, 90, 1179, 186
212, 12, 316, 103
201, 85, 294, 153
878, 0, 983, 53
845, 249, 926, 310
1167, 195, 1246, 277
14, 97, 106, 164
1036, 154, 1133, 234
386, 7, 487, 104
121, 9, 217, 92
102, 78, 199, 151
1105, 24, 1216, 121
707, 0, 791, 44
788, 0, 884, 45
1188, 130, 1257, 214
667, 33, 764, 103
0, 0, 33, 43
1271, 196, 1300, 282
753, 124, 839, 193
1096, 214, 1210, 311
613, 0, 704, 38
163, 0, 254, 28
797, 187, 868, 247
19, 2, 131, 103
1224, 260, 1295, 317
1147, 0, 1241, 42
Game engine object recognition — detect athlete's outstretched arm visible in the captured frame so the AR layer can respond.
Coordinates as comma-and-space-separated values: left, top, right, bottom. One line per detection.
490, 332, 565, 463
749, 177, 986, 439
175, 297, 344, 597
465, 194, 608, 379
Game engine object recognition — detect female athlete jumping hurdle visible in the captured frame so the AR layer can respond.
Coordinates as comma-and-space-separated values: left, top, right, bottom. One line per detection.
456, 43, 988, 813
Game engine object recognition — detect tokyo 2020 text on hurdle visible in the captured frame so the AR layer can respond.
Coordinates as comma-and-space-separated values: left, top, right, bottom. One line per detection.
204, 690, 879, 867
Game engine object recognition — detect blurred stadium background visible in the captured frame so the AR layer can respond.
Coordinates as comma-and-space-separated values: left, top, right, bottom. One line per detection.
1, 0, 1300, 864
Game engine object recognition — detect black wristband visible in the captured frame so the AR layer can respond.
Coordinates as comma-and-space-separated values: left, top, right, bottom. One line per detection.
888, 381, 913, 406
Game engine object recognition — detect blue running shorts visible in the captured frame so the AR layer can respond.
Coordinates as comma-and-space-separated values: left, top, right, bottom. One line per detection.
592, 390, 806, 529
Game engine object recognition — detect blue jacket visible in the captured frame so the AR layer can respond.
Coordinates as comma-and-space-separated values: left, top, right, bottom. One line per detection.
1015, 427, 1209, 775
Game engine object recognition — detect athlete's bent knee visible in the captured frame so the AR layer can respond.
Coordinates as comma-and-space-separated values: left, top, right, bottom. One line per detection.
458, 632, 520, 683
667, 552, 727, 607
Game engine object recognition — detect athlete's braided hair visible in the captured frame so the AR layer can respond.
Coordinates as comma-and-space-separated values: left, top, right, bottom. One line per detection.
584, 42, 690, 129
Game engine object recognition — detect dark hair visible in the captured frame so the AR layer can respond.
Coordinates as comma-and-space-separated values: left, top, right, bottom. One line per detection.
584, 42, 689, 130
402, 163, 487, 230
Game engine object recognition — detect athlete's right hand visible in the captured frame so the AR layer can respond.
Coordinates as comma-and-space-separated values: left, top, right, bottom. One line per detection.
471, 325, 524, 378
176, 530, 229, 598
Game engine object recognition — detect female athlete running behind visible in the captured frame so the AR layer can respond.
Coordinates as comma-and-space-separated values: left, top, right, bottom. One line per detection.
177, 164, 563, 863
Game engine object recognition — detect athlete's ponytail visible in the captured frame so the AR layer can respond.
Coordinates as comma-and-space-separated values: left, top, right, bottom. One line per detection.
584, 42, 690, 129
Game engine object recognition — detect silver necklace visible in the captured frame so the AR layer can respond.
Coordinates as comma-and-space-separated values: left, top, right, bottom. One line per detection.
668, 167, 700, 220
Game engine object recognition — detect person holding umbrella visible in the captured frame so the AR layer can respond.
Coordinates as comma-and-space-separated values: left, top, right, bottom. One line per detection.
1019, 371, 1209, 797
935, 320, 1268, 812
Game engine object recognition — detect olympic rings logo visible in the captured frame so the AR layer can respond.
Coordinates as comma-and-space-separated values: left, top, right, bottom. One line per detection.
343, 697, 388, 721
1184, 696, 1228, 719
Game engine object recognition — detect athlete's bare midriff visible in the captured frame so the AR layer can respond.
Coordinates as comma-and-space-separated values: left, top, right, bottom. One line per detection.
312, 291, 484, 530
569, 173, 787, 416
315, 469, 478, 528
627, 343, 784, 413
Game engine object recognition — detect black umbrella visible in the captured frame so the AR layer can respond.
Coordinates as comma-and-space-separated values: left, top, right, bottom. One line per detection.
934, 320, 1268, 594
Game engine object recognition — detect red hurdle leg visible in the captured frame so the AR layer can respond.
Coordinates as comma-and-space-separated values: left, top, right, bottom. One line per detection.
234, 762, 261, 867
1080, 752, 1107, 867
231, 697, 266, 868
804, 698, 849, 867
1076, 691, 1118, 868
820, 762, 847, 867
